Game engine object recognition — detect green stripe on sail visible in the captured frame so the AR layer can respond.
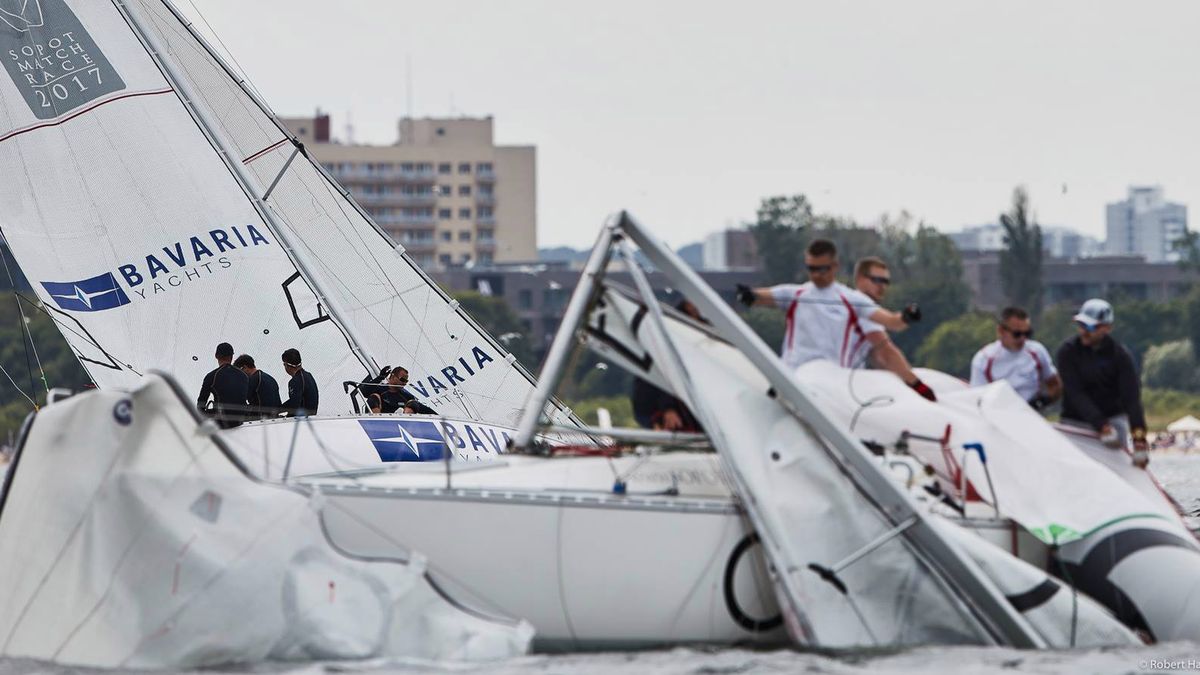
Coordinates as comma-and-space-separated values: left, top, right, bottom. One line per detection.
1027, 512, 1175, 545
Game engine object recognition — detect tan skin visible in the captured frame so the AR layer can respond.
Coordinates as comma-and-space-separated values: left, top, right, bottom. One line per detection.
997, 316, 1063, 401
853, 263, 908, 331
368, 368, 419, 414
749, 254, 920, 385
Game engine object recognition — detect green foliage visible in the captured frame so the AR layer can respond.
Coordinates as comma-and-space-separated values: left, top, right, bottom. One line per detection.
1142, 340, 1200, 393
0, 295, 91, 440
999, 187, 1044, 318
1037, 298, 1190, 368
1035, 303, 1078, 356
567, 395, 635, 428
742, 306, 785, 354
1142, 387, 1200, 431
450, 290, 538, 370
887, 225, 970, 354
1186, 285, 1200, 360
913, 312, 996, 378
747, 195, 814, 284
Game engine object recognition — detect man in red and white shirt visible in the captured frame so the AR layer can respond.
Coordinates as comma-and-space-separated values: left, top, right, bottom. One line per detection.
737, 239, 936, 401
969, 306, 1062, 408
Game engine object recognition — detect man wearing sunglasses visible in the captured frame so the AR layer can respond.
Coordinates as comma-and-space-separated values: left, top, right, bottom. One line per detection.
1055, 298, 1149, 468
852, 256, 920, 330
969, 306, 1061, 409
735, 240, 936, 401
367, 366, 437, 415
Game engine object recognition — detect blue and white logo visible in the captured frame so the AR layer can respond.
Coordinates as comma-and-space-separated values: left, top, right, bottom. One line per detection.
41, 273, 131, 312
358, 419, 447, 462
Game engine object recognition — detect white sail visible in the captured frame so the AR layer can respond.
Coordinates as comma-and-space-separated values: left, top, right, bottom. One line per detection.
0, 0, 567, 428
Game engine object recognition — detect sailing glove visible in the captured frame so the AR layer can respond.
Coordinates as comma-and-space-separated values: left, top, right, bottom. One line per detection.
908, 378, 937, 402
735, 283, 756, 307
901, 302, 922, 325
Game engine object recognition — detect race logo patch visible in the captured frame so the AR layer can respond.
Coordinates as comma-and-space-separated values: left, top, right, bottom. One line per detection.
41, 272, 130, 312
358, 419, 447, 462
0, 0, 127, 119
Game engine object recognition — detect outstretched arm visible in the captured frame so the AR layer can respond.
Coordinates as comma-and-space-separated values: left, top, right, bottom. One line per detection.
735, 284, 778, 308
867, 332, 936, 401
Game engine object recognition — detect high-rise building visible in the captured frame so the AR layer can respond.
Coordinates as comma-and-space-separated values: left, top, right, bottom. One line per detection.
280, 113, 536, 269
702, 230, 759, 271
1105, 186, 1188, 263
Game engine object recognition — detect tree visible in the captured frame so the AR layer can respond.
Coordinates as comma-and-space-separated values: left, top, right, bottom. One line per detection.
999, 187, 1044, 318
747, 195, 814, 284
887, 225, 970, 354
742, 306, 785, 353
1142, 339, 1200, 393
913, 312, 996, 379
1186, 284, 1200, 360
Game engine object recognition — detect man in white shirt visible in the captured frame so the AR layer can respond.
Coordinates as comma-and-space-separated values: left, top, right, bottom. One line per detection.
969, 306, 1062, 409
736, 239, 936, 401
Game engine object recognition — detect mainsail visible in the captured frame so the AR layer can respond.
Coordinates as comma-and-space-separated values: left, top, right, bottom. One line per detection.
0, 0, 567, 428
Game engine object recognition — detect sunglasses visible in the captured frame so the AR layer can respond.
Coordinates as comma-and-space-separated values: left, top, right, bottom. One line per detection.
867, 275, 891, 286
806, 264, 833, 273
1075, 321, 1096, 333
1001, 325, 1034, 338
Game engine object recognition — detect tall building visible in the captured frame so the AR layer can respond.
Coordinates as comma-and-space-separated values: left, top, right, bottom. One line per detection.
1105, 186, 1188, 263
280, 113, 536, 269
702, 230, 759, 271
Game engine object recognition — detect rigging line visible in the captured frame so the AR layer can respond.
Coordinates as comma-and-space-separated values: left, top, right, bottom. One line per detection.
181, 0, 274, 110
0, 361, 36, 407
0, 244, 44, 396
15, 293, 142, 376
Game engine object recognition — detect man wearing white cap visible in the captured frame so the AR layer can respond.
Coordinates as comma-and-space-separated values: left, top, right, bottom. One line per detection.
1055, 298, 1149, 467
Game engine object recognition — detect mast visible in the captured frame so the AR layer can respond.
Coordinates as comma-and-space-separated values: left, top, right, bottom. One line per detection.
111, 0, 378, 373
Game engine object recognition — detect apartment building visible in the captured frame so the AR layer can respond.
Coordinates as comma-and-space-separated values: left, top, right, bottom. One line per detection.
280, 114, 536, 269
1105, 186, 1188, 263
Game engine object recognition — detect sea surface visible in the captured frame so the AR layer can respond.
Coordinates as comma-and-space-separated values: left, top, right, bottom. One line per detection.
1, 454, 1199, 675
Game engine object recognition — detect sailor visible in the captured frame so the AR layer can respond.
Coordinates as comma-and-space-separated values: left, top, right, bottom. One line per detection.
233, 353, 282, 418
1055, 299, 1149, 468
366, 366, 437, 415
280, 348, 319, 417
969, 307, 1062, 409
196, 342, 249, 429
736, 239, 936, 401
852, 256, 920, 331
631, 299, 704, 432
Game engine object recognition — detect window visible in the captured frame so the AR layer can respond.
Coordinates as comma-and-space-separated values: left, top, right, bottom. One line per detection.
476, 162, 493, 174
458, 208, 471, 219
438, 163, 451, 174
400, 162, 414, 172
478, 228, 495, 242
518, 289, 532, 309
417, 162, 434, 173
458, 184, 472, 197
460, 254, 472, 263
438, 254, 452, 266
458, 162, 471, 174
440, 231, 452, 242
458, 231, 472, 242
438, 184, 452, 197
478, 206, 494, 218
478, 184, 494, 196
438, 208, 452, 219
478, 253, 494, 265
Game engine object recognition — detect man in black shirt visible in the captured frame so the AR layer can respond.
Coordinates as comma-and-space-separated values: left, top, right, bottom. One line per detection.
197, 342, 249, 429
281, 347, 319, 417
1055, 299, 1149, 468
234, 353, 282, 418
366, 366, 436, 415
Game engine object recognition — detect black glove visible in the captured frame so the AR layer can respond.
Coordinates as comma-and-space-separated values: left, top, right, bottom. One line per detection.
735, 283, 756, 307
908, 378, 937, 402
369, 365, 391, 384
901, 302, 921, 325
1029, 393, 1053, 412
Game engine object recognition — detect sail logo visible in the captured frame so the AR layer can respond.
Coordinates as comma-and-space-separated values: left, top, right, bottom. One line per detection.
41, 272, 130, 312
406, 346, 496, 403
358, 419, 447, 462
0, 0, 126, 120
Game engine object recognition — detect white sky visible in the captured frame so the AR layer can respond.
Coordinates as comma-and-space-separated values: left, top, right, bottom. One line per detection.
178, 0, 1200, 249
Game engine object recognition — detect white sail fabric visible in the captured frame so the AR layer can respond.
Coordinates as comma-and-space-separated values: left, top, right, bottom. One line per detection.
0, 374, 532, 667
584, 285, 1006, 647
0, 0, 567, 426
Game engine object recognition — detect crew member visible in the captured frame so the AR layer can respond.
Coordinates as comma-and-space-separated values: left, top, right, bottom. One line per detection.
631, 300, 704, 432
367, 367, 436, 415
281, 348, 319, 417
234, 353, 282, 418
196, 342, 249, 428
852, 256, 920, 331
1055, 299, 1149, 468
969, 307, 1061, 409
736, 239, 936, 401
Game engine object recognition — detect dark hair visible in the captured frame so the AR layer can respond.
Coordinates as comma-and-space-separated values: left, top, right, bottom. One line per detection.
215, 342, 234, 359
806, 238, 837, 258
233, 354, 255, 369
854, 256, 887, 279
281, 348, 302, 366
1000, 306, 1029, 322
390, 366, 409, 377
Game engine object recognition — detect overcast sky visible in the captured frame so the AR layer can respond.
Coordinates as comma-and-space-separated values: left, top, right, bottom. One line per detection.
178, 0, 1200, 250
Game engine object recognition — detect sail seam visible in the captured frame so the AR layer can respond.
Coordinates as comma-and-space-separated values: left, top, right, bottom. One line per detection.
241, 137, 288, 164
0, 88, 174, 145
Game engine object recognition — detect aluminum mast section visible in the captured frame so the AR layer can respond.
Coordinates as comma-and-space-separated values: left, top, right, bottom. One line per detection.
151, 0, 572, 416
611, 211, 1043, 647
113, 0, 378, 372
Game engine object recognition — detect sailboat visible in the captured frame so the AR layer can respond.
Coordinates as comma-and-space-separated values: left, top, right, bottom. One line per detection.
2, 0, 1199, 667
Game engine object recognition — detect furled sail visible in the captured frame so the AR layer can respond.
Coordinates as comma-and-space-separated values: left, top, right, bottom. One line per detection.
0, 0, 567, 428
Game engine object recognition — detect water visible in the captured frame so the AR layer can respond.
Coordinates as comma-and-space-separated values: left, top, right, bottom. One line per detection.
2, 455, 1199, 674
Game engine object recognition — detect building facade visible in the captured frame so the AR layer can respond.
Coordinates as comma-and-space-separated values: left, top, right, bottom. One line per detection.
702, 229, 760, 271
280, 114, 536, 269
1105, 186, 1188, 263
949, 223, 1100, 259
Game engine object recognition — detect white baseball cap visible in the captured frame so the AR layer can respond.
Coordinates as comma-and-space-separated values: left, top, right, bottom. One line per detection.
1073, 298, 1114, 330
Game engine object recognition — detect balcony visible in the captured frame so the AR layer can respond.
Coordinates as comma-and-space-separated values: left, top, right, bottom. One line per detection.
333, 168, 437, 183
353, 193, 439, 207
476, 216, 497, 227
475, 194, 496, 207
475, 169, 496, 184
